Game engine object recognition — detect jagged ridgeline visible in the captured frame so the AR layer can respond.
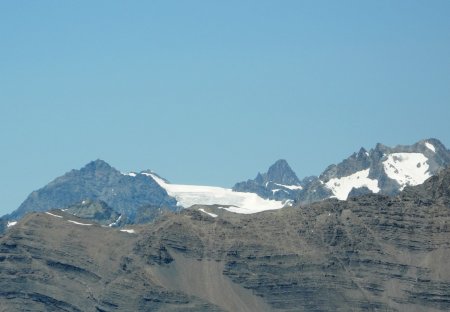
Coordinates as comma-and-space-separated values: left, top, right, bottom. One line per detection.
234, 138, 450, 203
1, 167, 450, 310
1, 138, 450, 232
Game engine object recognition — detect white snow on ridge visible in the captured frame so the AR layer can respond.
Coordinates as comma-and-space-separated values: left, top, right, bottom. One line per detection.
383, 153, 430, 190
45, 212, 63, 218
149, 173, 285, 214
7, 221, 17, 228
198, 208, 218, 218
120, 229, 135, 234
274, 183, 303, 190
68, 220, 92, 226
108, 215, 122, 227
425, 142, 436, 153
325, 169, 380, 201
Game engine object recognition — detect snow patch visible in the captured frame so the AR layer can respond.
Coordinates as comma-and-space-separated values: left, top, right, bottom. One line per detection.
198, 208, 218, 218
383, 153, 430, 190
325, 169, 380, 200
274, 183, 303, 190
425, 142, 436, 153
67, 220, 92, 226
7, 221, 17, 228
108, 215, 122, 227
272, 189, 289, 195
120, 229, 135, 234
149, 173, 285, 214
45, 212, 63, 218
283, 199, 294, 207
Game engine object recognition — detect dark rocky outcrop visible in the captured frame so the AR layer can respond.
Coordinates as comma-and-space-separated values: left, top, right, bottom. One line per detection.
62, 200, 123, 227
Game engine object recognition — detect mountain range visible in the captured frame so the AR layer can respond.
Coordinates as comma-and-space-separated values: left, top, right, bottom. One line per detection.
1, 160, 450, 311
1, 138, 450, 231
235, 138, 450, 203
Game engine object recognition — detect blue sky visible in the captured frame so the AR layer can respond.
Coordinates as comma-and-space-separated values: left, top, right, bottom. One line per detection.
1, 1, 449, 215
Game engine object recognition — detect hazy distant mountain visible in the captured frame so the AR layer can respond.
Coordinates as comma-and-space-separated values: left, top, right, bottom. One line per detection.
234, 138, 450, 204
2, 139, 450, 230
7, 159, 177, 222
299, 138, 450, 203
233, 159, 304, 201
1, 167, 449, 311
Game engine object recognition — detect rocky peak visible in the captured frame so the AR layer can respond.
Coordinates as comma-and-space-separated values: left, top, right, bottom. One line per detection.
266, 159, 301, 185
357, 147, 369, 159
80, 159, 115, 174
6, 160, 178, 222
232, 159, 301, 201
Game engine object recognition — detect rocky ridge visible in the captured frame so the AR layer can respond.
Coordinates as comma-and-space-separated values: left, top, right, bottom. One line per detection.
6, 159, 177, 223
234, 138, 450, 204
2, 139, 450, 231
1, 168, 450, 311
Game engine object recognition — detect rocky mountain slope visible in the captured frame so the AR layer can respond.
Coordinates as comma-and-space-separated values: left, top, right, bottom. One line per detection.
6, 159, 177, 222
235, 138, 450, 204
1, 167, 450, 311
62, 200, 124, 227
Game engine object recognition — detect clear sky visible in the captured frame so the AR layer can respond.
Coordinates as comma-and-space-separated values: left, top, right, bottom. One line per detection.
1, 1, 449, 216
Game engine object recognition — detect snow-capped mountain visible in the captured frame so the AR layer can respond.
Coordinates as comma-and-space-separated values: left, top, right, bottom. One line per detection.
301, 138, 450, 203
2, 138, 450, 232
1, 161, 289, 230
233, 138, 450, 204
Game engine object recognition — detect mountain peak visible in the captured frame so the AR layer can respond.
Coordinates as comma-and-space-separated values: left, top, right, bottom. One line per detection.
267, 159, 300, 185
7, 159, 177, 221
83, 159, 113, 171
358, 147, 368, 156
232, 159, 301, 200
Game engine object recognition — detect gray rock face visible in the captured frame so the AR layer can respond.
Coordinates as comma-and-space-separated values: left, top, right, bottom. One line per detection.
1, 168, 450, 311
63, 200, 123, 227
233, 159, 303, 201
265, 159, 301, 185
6, 160, 177, 222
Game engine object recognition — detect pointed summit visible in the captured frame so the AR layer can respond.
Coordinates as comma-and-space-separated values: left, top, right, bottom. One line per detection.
82, 159, 114, 172
267, 159, 301, 185
357, 147, 369, 158
8, 160, 177, 221
232, 159, 301, 201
